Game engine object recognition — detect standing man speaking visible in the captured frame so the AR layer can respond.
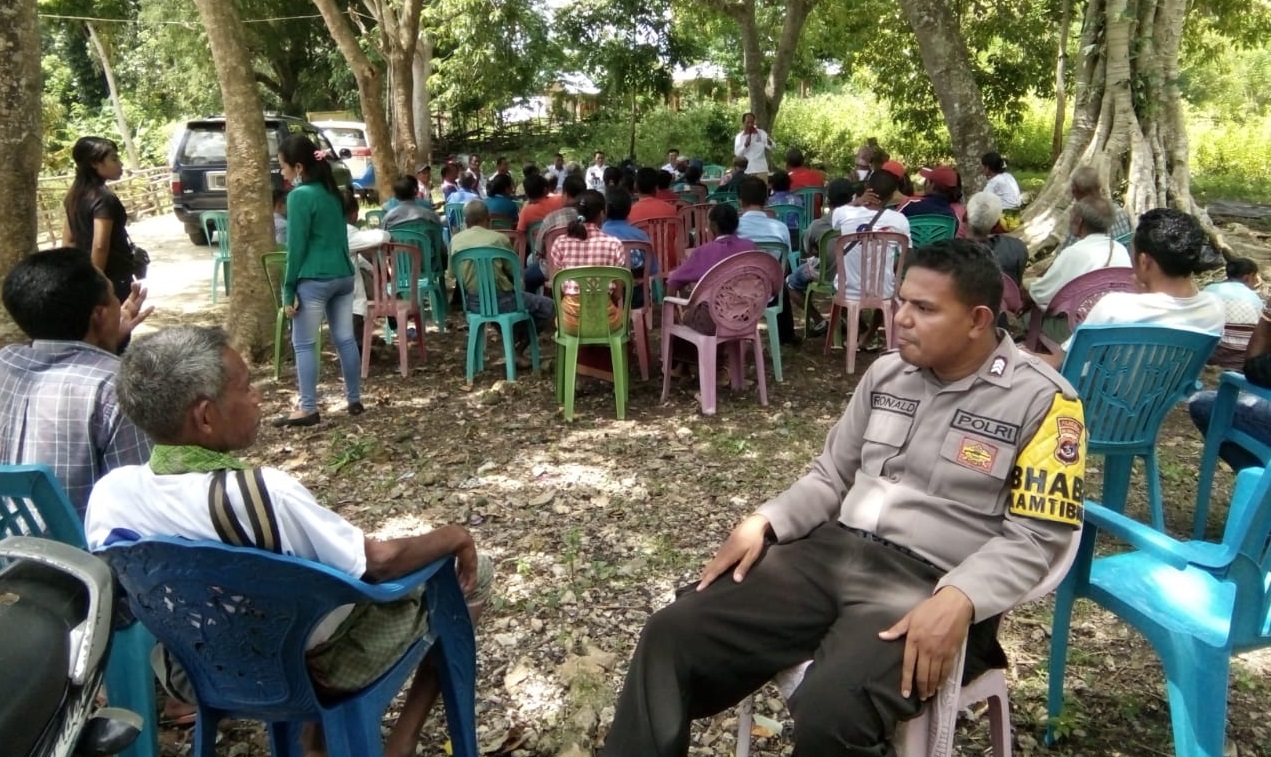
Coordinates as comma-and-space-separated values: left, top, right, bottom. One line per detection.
734, 112, 775, 179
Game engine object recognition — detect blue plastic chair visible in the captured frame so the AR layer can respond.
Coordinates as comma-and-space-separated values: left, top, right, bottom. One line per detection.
101, 537, 477, 757
1194, 372, 1271, 539
0, 464, 157, 757
1059, 324, 1218, 530
389, 221, 448, 333
1046, 461, 1271, 756
451, 246, 541, 383
200, 211, 231, 302
363, 209, 386, 228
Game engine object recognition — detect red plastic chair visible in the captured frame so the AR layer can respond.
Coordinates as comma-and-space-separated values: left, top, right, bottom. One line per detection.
660, 251, 782, 415
823, 231, 910, 374
634, 215, 689, 301
622, 240, 655, 381
677, 203, 715, 248
360, 242, 426, 378
1208, 322, 1255, 370
1022, 267, 1138, 352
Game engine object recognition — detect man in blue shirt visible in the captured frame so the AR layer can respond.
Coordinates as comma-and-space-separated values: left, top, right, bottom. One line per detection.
736, 176, 791, 260
602, 188, 654, 309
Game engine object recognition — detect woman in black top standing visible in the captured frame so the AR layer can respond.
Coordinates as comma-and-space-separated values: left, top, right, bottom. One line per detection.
62, 137, 145, 304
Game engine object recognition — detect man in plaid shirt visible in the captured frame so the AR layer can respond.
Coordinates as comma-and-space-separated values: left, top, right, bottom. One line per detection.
0, 247, 153, 515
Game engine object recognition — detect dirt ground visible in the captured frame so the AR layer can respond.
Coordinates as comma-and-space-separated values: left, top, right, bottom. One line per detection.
129, 213, 1271, 756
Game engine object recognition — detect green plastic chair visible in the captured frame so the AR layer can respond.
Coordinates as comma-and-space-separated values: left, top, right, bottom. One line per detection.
907, 214, 958, 246
451, 246, 540, 384
550, 266, 633, 422
802, 228, 840, 336
489, 213, 516, 230
388, 221, 448, 333
200, 211, 231, 302
768, 202, 806, 249
707, 190, 737, 206
364, 209, 386, 228
795, 186, 825, 230
702, 164, 726, 181
443, 202, 466, 247
1113, 229, 1133, 246
754, 242, 791, 383
261, 251, 320, 381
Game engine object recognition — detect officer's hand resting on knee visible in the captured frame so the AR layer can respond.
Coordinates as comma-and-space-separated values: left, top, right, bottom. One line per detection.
878, 586, 975, 700
696, 514, 771, 591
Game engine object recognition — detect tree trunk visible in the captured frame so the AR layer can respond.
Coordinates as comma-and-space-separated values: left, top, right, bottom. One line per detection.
708, 0, 817, 131
0, 0, 41, 343
412, 34, 434, 165
192, 0, 277, 360
364, 0, 423, 173
1017, 0, 1218, 251
629, 90, 638, 161
1051, 0, 1072, 163
897, 0, 997, 194
313, 0, 396, 201
86, 23, 142, 171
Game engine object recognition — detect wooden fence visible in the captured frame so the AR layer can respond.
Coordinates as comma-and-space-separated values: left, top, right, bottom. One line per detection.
36, 167, 172, 249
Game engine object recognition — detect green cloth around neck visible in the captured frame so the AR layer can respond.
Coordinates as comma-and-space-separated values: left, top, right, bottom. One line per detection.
148, 444, 249, 475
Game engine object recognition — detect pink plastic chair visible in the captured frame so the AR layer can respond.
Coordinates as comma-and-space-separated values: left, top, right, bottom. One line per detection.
360, 242, 426, 378
634, 215, 689, 297
622, 239, 655, 381
735, 527, 1083, 757
660, 251, 782, 415
823, 231, 910, 374
678, 203, 715, 248
1023, 267, 1137, 352
1000, 273, 1023, 315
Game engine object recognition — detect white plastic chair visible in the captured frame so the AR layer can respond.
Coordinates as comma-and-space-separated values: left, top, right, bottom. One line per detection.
735, 528, 1082, 757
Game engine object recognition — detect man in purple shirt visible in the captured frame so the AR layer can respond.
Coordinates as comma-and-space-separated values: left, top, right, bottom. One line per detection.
667, 204, 754, 294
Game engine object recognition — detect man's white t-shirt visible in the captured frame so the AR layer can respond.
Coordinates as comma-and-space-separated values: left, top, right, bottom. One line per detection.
830, 205, 912, 298
86, 464, 367, 646
1061, 291, 1226, 351
734, 129, 773, 175
585, 164, 606, 191
1028, 234, 1131, 310
986, 173, 1022, 209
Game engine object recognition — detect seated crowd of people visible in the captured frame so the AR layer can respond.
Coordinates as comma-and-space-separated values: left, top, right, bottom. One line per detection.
3, 124, 1265, 757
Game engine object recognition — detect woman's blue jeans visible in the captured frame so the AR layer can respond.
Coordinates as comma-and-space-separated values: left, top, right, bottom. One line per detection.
292, 276, 360, 413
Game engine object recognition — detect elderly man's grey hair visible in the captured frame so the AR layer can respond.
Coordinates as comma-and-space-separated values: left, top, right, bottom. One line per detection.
1069, 165, 1102, 198
1072, 196, 1113, 235
965, 191, 1003, 237
118, 326, 231, 442
464, 199, 490, 226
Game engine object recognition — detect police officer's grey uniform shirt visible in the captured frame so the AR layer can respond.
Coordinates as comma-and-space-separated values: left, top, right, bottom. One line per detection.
756, 333, 1085, 623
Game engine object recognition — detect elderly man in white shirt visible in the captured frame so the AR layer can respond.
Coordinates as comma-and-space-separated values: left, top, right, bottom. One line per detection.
734, 112, 775, 178
1026, 196, 1131, 315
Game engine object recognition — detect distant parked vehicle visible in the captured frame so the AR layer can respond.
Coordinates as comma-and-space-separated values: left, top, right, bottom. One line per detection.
169, 115, 352, 245
314, 120, 377, 202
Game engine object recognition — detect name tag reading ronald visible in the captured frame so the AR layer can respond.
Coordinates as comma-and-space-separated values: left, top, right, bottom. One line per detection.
1008, 394, 1086, 527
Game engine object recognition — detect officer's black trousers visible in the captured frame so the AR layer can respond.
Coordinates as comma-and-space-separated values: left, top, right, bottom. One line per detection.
603, 523, 1003, 757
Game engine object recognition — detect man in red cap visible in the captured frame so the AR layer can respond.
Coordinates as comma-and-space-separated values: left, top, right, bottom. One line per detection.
877, 160, 915, 205
902, 165, 964, 235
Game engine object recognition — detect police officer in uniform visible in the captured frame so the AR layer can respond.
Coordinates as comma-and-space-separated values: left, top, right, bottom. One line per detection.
604, 239, 1086, 756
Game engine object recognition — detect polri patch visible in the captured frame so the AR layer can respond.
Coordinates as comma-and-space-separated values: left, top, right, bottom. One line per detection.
956, 437, 998, 474
951, 409, 1020, 445
1055, 416, 1083, 465
989, 356, 1007, 377
871, 392, 919, 417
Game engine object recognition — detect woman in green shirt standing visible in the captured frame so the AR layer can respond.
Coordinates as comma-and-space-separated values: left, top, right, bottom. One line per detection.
274, 134, 362, 427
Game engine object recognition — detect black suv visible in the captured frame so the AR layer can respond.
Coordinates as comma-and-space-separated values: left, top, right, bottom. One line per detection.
169, 115, 353, 245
